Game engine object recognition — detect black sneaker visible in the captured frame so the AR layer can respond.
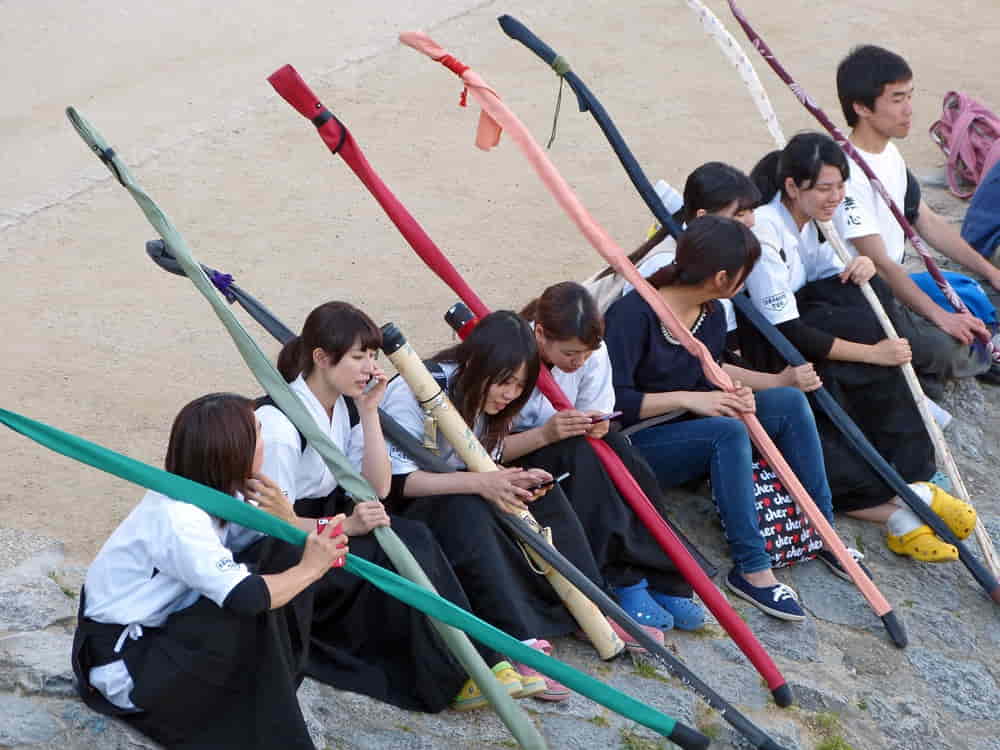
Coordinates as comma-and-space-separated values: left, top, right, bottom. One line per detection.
815, 548, 873, 582
725, 568, 805, 621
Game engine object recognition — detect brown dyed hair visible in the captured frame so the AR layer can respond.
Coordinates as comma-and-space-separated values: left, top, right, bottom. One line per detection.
646, 215, 761, 291
520, 281, 603, 350
277, 301, 381, 382
165, 393, 257, 495
433, 310, 540, 455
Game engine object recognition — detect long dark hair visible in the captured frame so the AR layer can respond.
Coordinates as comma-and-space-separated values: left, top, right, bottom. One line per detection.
165, 393, 257, 496
433, 310, 540, 455
750, 132, 850, 205
647, 215, 761, 292
277, 301, 381, 382
595, 162, 759, 280
520, 281, 603, 350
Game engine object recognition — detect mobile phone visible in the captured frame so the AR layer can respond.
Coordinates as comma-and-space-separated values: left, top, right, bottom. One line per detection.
590, 411, 622, 423
315, 518, 348, 568
362, 375, 381, 395
530, 471, 570, 491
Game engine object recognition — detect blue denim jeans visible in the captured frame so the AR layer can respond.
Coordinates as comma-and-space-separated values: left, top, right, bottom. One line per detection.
629, 387, 834, 574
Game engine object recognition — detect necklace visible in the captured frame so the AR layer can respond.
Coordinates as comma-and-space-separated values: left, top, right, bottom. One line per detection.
660, 305, 707, 345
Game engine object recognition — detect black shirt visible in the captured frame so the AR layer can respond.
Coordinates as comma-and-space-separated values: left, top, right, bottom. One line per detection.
604, 290, 727, 427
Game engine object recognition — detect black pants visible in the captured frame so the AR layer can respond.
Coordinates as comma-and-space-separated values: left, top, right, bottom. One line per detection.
72, 538, 315, 750
516, 433, 696, 597
399, 485, 606, 641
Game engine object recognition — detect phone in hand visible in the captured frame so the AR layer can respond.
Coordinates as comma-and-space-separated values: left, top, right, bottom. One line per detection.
530, 471, 571, 491
315, 518, 347, 568
589, 411, 622, 423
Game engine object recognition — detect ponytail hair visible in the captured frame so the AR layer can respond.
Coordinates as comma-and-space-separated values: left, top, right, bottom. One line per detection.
520, 281, 603, 349
750, 132, 850, 204
647, 215, 761, 291
277, 301, 381, 382
433, 310, 540, 455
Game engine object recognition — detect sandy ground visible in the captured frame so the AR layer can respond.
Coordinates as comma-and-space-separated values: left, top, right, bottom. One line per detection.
2, 0, 999, 563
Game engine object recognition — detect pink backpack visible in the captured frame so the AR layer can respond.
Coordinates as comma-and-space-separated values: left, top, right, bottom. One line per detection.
930, 91, 1000, 199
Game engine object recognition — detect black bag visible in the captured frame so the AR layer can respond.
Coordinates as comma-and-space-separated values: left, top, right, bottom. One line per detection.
752, 456, 822, 568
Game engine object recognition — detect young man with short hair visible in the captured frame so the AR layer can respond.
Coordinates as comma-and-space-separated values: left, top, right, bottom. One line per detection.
837, 45, 1000, 386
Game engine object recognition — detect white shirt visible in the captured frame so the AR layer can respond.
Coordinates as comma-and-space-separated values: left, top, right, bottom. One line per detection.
746, 193, 848, 325
623, 235, 738, 332
380, 362, 501, 474
84, 490, 252, 710
514, 334, 616, 432
227, 376, 366, 554
842, 141, 907, 264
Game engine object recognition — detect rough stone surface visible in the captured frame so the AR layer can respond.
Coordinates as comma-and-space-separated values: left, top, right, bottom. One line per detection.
906, 648, 1000, 720
0, 631, 77, 697
0, 694, 62, 746
0, 575, 77, 634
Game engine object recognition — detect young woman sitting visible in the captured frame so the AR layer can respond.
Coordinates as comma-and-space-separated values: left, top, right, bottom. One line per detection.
381, 310, 663, 702
742, 133, 974, 562
604, 216, 852, 621
248, 301, 522, 713
508, 281, 707, 631
72, 393, 346, 748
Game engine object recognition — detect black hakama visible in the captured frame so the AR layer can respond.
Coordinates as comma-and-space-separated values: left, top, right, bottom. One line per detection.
295, 490, 499, 712
515, 432, 698, 597
72, 537, 315, 750
736, 277, 935, 511
394, 485, 605, 641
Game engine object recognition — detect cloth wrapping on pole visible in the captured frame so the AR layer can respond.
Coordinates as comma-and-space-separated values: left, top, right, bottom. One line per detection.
266, 62, 793, 705
0, 408, 712, 750
494, 14, 913, 641
675, 2, 1000, 590
63, 107, 545, 750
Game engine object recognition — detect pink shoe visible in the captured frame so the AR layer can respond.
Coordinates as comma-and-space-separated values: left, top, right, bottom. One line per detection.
574, 617, 666, 655
608, 618, 665, 654
513, 639, 572, 702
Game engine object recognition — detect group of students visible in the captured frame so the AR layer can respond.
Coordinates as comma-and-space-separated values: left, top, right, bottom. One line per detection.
72, 43, 993, 747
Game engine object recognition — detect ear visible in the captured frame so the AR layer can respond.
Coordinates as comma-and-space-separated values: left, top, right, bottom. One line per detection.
312, 347, 329, 369
783, 176, 800, 200
712, 269, 730, 291
852, 99, 873, 121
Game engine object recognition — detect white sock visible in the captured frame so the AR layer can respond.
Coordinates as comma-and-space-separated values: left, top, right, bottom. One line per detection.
885, 483, 932, 537
909, 482, 933, 505
926, 399, 952, 429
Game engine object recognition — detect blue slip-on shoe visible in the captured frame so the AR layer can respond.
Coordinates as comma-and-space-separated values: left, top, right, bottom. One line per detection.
815, 547, 873, 582
725, 568, 805, 622
612, 579, 673, 630
649, 592, 706, 631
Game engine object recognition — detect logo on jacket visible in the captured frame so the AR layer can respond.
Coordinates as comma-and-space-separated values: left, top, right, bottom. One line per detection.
761, 292, 788, 312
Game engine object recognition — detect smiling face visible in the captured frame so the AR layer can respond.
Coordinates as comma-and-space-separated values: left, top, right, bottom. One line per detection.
482, 363, 528, 415
857, 79, 914, 139
786, 164, 846, 223
314, 338, 379, 399
535, 328, 594, 374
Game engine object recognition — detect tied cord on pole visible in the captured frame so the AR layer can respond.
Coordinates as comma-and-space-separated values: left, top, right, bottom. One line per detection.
435, 54, 470, 107
546, 55, 571, 149
209, 270, 236, 302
